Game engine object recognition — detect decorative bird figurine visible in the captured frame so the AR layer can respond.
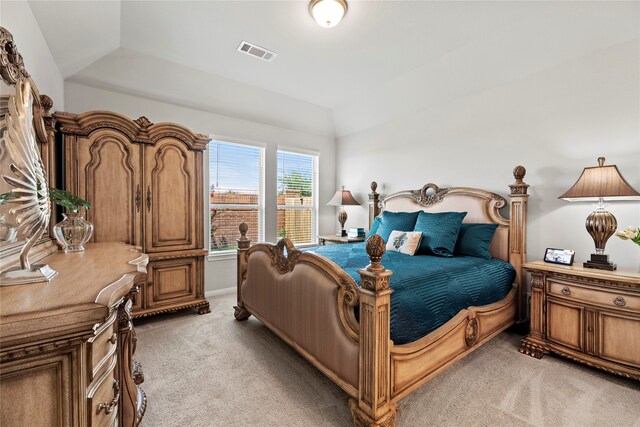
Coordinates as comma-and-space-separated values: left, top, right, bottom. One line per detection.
0, 78, 56, 285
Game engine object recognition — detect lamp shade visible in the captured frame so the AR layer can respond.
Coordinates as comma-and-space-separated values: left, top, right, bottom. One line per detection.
327, 188, 360, 206
559, 157, 640, 202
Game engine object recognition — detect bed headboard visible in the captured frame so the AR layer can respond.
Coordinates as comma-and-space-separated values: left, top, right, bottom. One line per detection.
383, 184, 509, 260
371, 166, 529, 322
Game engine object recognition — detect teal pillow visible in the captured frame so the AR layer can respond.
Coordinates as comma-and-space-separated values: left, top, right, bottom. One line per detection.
374, 211, 420, 243
367, 217, 381, 238
454, 223, 498, 259
413, 211, 467, 256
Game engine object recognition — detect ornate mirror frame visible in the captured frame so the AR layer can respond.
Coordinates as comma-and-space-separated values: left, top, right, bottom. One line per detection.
0, 26, 58, 272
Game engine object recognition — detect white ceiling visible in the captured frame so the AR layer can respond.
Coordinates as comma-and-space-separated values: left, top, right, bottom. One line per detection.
26, 0, 640, 136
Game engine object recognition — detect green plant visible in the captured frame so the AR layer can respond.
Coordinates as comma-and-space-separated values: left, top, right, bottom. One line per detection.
48, 188, 91, 213
279, 171, 312, 197
1, 188, 90, 214
0, 192, 17, 205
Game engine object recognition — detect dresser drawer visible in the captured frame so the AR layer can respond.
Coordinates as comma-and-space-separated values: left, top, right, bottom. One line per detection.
548, 280, 640, 311
88, 310, 118, 382
88, 357, 119, 427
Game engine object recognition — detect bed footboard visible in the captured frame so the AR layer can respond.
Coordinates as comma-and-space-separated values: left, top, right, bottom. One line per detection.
234, 224, 363, 396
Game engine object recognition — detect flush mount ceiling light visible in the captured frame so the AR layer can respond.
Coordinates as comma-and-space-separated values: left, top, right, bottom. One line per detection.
309, 0, 348, 28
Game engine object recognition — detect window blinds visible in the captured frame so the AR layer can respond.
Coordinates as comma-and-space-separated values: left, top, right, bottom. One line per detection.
277, 150, 317, 244
210, 141, 263, 251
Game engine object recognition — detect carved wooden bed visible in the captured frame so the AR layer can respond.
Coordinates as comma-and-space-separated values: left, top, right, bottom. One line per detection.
234, 167, 529, 426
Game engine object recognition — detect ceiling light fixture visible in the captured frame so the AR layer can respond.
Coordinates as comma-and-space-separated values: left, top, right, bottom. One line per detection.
309, 0, 347, 28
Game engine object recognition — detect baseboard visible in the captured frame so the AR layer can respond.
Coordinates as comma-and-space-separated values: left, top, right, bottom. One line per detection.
205, 287, 235, 298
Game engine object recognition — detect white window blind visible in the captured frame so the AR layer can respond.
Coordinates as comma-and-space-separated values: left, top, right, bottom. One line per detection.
277, 150, 318, 244
210, 141, 264, 252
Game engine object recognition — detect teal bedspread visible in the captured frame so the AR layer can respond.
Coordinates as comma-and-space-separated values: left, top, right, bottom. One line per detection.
306, 243, 515, 345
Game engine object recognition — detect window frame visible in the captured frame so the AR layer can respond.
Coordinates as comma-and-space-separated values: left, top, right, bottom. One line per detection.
208, 137, 265, 258
276, 148, 319, 246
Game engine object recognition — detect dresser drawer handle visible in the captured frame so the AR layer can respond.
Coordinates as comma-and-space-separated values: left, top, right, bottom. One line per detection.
108, 332, 117, 345
561, 287, 571, 296
613, 296, 626, 307
96, 379, 119, 415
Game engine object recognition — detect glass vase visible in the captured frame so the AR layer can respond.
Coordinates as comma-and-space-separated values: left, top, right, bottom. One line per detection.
53, 212, 94, 253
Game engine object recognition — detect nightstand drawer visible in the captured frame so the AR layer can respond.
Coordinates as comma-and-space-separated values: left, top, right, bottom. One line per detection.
548, 280, 640, 311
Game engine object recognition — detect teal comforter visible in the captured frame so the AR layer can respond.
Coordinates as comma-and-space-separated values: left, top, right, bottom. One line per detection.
307, 243, 515, 345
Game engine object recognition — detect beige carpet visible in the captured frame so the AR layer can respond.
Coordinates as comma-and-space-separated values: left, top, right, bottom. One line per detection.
134, 294, 640, 427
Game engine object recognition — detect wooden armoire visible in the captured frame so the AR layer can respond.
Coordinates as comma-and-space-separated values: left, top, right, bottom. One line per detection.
55, 111, 211, 318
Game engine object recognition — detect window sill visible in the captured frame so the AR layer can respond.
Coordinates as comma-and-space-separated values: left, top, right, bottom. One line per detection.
293, 242, 318, 249
207, 251, 237, 262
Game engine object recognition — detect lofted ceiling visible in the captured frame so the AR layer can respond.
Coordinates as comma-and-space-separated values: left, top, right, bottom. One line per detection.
25, 0, 640, 137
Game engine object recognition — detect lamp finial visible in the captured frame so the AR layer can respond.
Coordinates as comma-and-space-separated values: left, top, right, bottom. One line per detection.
597, 157, 605, 167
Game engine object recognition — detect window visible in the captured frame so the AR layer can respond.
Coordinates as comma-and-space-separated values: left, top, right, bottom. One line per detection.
277, 150, 318, 244
209, 140, 264, 252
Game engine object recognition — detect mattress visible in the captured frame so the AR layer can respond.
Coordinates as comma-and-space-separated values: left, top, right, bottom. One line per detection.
307, 242, 515, 344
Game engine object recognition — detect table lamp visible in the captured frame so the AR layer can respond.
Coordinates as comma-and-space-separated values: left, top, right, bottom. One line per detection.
559, 157, 640, 270
327, 186, 360, 236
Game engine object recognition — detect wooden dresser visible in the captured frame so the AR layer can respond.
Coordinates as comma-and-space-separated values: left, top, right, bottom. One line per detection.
0, 243, 148, 426
520, 260, 640, 380
54, 111, 211, 318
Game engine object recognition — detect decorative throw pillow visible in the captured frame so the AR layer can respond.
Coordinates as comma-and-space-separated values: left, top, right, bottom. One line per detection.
386, 230, 423, 256
367, 216, 381, 239
413, 211, 467, 256
375, 211, 420, 243
454, 223, 499, 259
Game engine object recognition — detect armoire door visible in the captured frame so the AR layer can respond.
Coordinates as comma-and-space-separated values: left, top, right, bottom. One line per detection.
145, 257, 198, 310
143, 138, 199, 252
75, 129, 143, 246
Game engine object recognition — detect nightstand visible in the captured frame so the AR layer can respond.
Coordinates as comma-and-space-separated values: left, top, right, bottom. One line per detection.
318, 235, 365, 245
520, 260, 640, 380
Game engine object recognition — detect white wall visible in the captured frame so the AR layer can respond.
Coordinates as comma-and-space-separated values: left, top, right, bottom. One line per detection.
65, 82, 336, 292
0, 1, 64, 109
336, 40, 640, 271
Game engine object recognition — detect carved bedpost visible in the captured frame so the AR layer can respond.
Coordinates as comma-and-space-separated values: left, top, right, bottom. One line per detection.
368, 181, 381, 229
509, 166, 529, 323
349, 235, 397, 427
234, 222, 252, 321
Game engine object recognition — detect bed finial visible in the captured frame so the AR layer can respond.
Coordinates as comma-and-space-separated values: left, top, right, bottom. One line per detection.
237, 222, 250, 249
370, 181, 377, 192
510, 165, 529, 196
364, 234, 386, 272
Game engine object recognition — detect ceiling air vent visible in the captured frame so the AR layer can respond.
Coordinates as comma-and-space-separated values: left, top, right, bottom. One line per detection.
237, 41, 277, 62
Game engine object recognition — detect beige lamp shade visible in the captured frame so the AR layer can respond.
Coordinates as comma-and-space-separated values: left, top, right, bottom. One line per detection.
327, 187, 360, 206
559, 157, 640, 201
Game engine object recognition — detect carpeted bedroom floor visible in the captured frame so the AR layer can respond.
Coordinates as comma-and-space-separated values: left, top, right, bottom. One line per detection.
134, 294, 640, 427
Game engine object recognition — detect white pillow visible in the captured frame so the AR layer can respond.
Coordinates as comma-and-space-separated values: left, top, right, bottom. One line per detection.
386, 230, 423, 256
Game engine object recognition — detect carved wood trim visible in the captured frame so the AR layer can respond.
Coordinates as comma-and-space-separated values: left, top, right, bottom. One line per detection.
389, 285, 517, 401
245, 238, 361, 342
131, 299, 210, 319
0, 27, 30, 84
383, 186, 509, 226
54, 111, 210, 151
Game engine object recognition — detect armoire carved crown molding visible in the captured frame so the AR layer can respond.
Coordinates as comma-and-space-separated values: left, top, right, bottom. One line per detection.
54, 111, 210, 151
